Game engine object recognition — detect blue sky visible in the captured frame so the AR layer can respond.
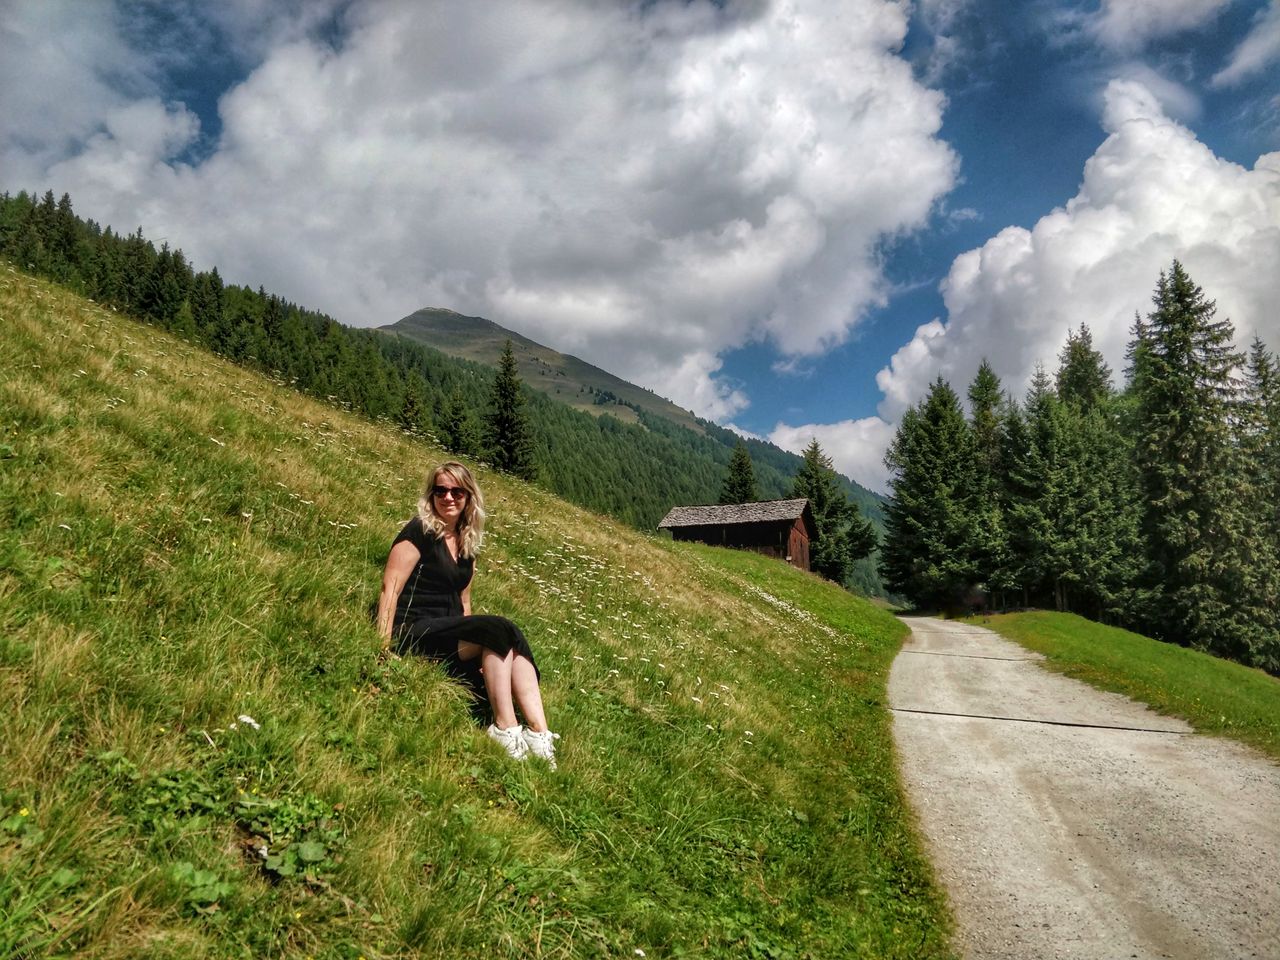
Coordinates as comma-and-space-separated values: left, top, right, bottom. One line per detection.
2, 1, 1278, 491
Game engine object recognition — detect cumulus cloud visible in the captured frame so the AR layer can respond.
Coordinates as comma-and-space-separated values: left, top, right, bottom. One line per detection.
1213, 1, 1280, 87
1, 0, 957, 422
769, 417, 897, 493
0, 1, 143, 184
1088, 0, 1233, 52
913, 0, 980, 83
874, 77, 1280, 431
767, 75, 1279, 494
1106, 62, 1201, 121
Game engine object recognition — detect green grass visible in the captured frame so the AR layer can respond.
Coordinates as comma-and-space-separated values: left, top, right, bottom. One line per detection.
0, 266, 953, 959
973, 611, 1280, 762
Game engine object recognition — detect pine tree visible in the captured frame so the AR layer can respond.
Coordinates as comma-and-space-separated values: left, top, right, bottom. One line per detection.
1239, 337, 1280, 671
1130, 261, 1260, 661
791, 439, 876, 585
967, 360, 1010, 603
880, 378, 983, 609
399, 372, 431, 435
441, 388, 481, 456
1047, 329, 1141, 621
719, 441, 758, 504
1056, 324, 1113, 411
1008, 367, 1115, 614
485, 341, 538, 480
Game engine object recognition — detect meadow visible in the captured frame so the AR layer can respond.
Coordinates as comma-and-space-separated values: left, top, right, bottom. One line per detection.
0, 267, 953, 959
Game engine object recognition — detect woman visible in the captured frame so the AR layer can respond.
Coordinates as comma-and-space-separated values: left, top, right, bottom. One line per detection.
377, 461, 558, 768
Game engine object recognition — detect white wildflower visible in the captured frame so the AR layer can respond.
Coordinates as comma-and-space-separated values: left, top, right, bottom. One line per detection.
237, 714, 261, 730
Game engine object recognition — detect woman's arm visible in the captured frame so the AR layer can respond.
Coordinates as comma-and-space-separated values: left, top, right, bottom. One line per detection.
376, 540, 421, 645
461, 580, 472, 617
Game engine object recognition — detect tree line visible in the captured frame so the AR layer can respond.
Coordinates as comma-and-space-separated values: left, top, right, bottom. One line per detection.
879, 261, 1279, 673
0, 189, 887, 593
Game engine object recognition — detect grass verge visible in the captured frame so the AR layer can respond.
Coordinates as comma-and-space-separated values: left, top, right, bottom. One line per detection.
973, 611, 1280, 762
1, 266, 952, 959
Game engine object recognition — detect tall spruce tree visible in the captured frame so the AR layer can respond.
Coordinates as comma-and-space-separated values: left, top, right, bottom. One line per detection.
719, 441, 758, 504
1130, 261, 1260, 661
880, 378, 983, 609
791, 439, 876, 585
1056, 324, 1113, 411
1008, 367, 1118, 614
967, 360, 1010, 602
441, 388, 481, 456
484, 340, 538, 480
398, 372, 431, 434
1051, 327, 1141, 621
1239, 337, 1280, 671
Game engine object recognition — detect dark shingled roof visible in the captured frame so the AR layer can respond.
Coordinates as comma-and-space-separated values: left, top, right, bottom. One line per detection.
658, 498, 811, 529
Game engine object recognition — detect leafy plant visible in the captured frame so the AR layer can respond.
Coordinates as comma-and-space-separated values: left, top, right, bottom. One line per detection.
170, 860, 235, 912
235, 791, 345, 883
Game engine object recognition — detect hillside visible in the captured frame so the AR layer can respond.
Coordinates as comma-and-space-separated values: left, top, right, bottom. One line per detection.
381, 307, 886, 526
0, 267, 951, 958
384, 308, 704, 432
0, 190, 885, 595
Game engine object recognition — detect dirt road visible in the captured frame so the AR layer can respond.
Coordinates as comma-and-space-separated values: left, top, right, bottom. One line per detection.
888, 616, 1280, 960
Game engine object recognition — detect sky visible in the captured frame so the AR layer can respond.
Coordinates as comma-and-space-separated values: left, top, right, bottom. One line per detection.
2, 0, 1278, 493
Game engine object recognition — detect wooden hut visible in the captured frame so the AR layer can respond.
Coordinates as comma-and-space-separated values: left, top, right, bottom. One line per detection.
657, 498, 816, 571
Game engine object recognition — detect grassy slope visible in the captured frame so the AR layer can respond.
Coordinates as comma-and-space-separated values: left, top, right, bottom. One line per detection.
975, 612, 1280, 762
0, 267, 952, 959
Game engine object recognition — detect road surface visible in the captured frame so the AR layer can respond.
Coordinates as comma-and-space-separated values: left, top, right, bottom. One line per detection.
888, 616, 1280, 960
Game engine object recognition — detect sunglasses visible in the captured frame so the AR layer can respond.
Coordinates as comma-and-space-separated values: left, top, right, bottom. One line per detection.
432, 485, 469, 500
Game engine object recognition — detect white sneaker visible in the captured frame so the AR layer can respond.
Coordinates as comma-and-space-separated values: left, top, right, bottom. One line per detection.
486, 723, 528, 761
523, 729, 560, 770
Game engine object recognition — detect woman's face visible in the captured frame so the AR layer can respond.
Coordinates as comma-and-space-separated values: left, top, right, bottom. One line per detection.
431, 471, 469, 527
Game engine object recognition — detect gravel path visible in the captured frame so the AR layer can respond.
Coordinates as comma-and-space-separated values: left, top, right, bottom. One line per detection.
888, 616, 1280, 960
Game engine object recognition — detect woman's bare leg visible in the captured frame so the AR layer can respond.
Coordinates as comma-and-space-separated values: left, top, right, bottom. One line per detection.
459, 642, 546, 732
476, 646, 518, 729
511, 655, 548, 732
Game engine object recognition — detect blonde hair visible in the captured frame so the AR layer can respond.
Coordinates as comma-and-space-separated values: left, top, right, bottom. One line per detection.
416, 461, 486, 557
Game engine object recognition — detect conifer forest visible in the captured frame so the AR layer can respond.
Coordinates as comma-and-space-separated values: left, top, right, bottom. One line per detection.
880, 263, 1280, 674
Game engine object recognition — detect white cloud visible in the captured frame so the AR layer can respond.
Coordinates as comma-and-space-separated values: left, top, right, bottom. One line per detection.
874, 77, 1280, 430
769, 417, 897, 493
767, 74, 1280, 495
1107, 62, 1201, 121
914, 0, 976, 82
1089, 0, 1233, 52
1213, 1, 1280, 87
0, 0, 958, 423
0, 1, 143, 185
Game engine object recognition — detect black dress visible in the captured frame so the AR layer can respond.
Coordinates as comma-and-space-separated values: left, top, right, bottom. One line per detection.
390, 518, 538, 674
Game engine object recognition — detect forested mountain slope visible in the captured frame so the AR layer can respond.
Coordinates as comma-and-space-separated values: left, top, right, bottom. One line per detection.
0, 267, 949, 958
383, 308, 885, 526
384, 308, 705, 431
